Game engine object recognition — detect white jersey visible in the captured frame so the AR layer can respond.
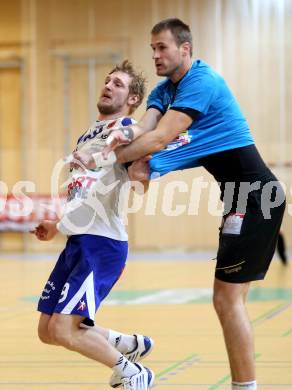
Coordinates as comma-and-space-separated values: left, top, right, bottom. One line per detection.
57, 117, 135, 241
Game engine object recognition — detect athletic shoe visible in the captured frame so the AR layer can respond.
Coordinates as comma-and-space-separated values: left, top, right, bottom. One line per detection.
109, 335, 154, 388
121, 363, 154, 390
125, 335, 154, 362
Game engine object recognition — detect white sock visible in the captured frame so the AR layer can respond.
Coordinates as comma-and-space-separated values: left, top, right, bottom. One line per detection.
108, 330, 136, 353
232, 380, 257, 389
113, 354, 140, 378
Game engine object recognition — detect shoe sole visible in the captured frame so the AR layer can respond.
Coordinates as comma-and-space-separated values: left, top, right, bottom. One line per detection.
148, 369, 155, 388
140, 338, 155, 360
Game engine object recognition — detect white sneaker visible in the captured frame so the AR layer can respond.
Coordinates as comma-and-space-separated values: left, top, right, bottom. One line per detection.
125, 335, 154, 362
109, 335, 154, 388
121, 363, 154, 390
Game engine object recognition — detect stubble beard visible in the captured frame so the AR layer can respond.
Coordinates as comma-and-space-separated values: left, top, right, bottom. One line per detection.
157, 61, 180, 78
97, 102, 117, 115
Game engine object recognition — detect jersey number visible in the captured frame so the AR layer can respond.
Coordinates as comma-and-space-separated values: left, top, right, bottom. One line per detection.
58, 282, 70, 303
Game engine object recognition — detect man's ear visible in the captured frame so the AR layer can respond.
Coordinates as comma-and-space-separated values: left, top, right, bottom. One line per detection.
181, 42, 191, 57
128, 94, 139, 107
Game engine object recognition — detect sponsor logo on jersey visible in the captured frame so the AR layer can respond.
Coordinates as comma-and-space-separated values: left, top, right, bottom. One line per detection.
166, 130, 192, 151
67, 179, 83, 201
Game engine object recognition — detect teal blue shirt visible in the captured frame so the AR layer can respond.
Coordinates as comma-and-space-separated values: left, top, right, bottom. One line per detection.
147, 60, 254, 177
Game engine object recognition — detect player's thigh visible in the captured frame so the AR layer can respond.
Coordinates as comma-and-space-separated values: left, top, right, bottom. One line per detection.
49, 313, 85, 333
37, 247, 74, 316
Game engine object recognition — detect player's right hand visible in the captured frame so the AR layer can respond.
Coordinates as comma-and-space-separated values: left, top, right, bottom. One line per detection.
30, 220, 58, 241
102, 129, 131, 159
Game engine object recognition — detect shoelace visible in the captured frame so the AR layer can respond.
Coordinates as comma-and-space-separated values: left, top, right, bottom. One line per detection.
121, 377, 135, 390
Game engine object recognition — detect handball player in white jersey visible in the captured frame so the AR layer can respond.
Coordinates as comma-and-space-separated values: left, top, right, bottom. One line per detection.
31, 61, 154, 390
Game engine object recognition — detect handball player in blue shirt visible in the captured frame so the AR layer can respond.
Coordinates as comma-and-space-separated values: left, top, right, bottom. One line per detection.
76, 19, 286, 390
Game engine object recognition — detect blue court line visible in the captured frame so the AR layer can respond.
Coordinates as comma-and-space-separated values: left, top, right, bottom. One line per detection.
154, 353, 198, 387
264, 301, 292, 320
156, 353, 198, 378
251, 301, 292, 326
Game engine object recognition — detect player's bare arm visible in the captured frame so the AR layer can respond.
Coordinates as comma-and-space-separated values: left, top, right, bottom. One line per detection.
115, 109, 192, 164
103, 108, 162, 154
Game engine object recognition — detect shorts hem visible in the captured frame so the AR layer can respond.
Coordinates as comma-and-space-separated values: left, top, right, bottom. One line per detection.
37, 307, 53, 315
215, 272, 266, 283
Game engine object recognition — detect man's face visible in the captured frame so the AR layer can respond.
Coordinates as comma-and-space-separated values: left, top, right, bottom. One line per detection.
151, 29, 185, 77
97, 71, 132, 115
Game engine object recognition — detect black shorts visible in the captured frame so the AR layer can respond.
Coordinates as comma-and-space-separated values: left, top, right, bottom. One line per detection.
215, 178, 286, 283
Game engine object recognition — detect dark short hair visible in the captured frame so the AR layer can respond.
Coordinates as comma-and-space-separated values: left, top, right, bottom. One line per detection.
110, 60, 146, 113
151, 18, 193, 56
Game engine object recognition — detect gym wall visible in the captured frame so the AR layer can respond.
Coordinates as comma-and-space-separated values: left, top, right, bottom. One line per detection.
0, 0, 291, 252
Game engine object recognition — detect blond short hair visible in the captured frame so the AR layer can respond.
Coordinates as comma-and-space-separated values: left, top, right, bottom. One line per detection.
110, 60, 146, 113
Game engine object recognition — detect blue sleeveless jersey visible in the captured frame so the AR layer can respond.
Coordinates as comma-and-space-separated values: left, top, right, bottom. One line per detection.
147, 60, 254, 177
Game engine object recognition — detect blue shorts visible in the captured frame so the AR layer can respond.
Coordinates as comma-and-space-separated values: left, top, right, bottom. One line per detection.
37, 234, 128, 320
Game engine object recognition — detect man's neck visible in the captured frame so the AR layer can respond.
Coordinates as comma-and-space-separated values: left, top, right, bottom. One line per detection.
98, 111, 128, 121
169, 58, 192, 83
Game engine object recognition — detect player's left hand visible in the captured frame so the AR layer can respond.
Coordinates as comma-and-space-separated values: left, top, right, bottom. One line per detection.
30, 220, 58, 241
128, 155, 151, 182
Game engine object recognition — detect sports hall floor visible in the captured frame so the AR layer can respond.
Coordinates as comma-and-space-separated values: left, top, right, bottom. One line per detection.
0, 252, 291, 389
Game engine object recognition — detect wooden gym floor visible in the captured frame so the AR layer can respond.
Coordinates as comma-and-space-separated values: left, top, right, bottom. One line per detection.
0, 253, 291, 389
